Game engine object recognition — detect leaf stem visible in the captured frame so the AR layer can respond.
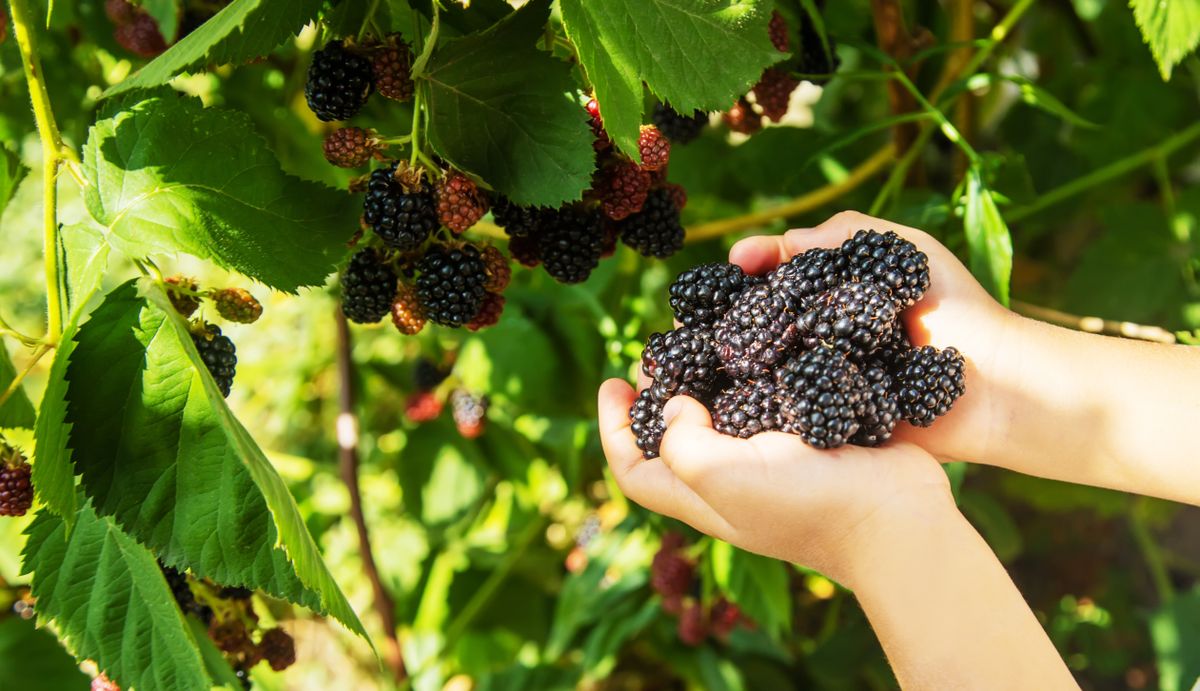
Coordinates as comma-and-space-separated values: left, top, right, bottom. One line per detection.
0, 313, 42, 348
409, 0, 440, 79
9, 0, 68, 345
0, 343, 51, 409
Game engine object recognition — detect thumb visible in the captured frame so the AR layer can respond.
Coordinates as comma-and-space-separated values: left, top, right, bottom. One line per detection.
658, 395, 745, 491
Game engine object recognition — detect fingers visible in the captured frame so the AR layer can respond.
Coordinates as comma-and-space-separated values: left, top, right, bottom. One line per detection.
728, 235, 791, 275
596, 380, 734, 537
656, 395, 758, 498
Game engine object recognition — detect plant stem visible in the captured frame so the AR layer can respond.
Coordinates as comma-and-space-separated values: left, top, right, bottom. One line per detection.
1007, 121, 1200, 223
684, 144, 895, 242
333, 309, 407, 683
1129, 497, 1173, 605
9, 0, 66, 345
1010, 300, 1176, 343
0, 313, 41, 348
0, 344, 51, 409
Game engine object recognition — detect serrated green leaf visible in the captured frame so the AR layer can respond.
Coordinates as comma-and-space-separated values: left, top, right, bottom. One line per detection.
0, 147, 27, 219
709, 541, 791, 641
1129, 0, 1200, 81
104, 0, 324, 97
962, 167, 1012, 306
560, 0, 779, 157
0, 616, 91, 691
64, 280, 368, 641
60, 222, 110, 317
31, 311, 90, 526
421, 4, 595, 206
0, 342, 35, 430
21, 503, 213, 691
82, 94, 353, 292
142, 0, 180, 42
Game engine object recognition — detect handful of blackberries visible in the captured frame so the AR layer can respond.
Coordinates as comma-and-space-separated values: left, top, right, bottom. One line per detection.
630, 230, 966, 458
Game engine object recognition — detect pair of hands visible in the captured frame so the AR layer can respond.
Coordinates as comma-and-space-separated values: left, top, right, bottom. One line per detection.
598, 210, 1021, 588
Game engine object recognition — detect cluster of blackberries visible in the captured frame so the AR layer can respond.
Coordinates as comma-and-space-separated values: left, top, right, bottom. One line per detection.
723, 8, 841, 135
163, 277, 262, 398
305, 35, 413, 122
401, 358, 490, 438
0, 442, 33, 518
631, 229, 965, 457
650, 532, 748, 646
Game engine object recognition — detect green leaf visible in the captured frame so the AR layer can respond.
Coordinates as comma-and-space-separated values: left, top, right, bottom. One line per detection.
0, 342, 35, 430
0, 616, 91, 691
1149, 586, 1200, 691
421, 4, 595, 206
82, 94, 353, 292
1129, 0, 1200, 81
64, 280, 368, 641
581, 598, 658, 677
962, 167, 1012, 306
559, 0, 779, 157
142, 0, 180, 42
60, 222, 111, 318
709, 541, 791, 641
21, 503, 213, 691
0, 147, 27, 219
104, 0, 325, 97
31, 312, 90, 526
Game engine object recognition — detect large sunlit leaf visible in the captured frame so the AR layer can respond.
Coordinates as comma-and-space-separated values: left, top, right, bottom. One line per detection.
1129, 0, 1200, 80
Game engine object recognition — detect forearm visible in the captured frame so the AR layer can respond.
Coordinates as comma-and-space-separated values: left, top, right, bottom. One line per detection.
848, 504, 1076, 690
986, 316, 1200, 504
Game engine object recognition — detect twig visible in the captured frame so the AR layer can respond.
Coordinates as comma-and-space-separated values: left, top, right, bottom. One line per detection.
684, 145, 895, 243
333, 309, 407, 683
0, 343, 51, 409
1011, 300, 1177, 344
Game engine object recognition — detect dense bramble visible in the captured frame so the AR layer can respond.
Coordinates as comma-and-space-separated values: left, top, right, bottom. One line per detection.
342, 249, 398, 324
192, 323, 237, 397
633, 229, 964, 451
305, 40, 373, 122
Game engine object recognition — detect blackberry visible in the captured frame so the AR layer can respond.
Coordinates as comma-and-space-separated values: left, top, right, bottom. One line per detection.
629, 388, 666, 459
797, 282, 899, 363
768, 247, 847, 305
795, 13, 840, 85
114, 12, 167, 58
677, 602, 708, 646
891, 346, 966, 427
191, 323, 237, 397
650, 541, 694, 598
664, 182, 688, 211
711, 598, 744, 638
637, 125, 671, 171
768, 10, 790, 52
305, 40, 373, 122
212, 288, 263, 324
712, 283, 799, 379
323, 126, 376, 168
669, 262, 755, 327
342, 249, 398, 324
752, 67, 800, 122
210, 620, 255, 658
436, 171, 489, 235
164, 275, 201, 317
371, 42, 414, 101
466, 292, 505, 332
451, 389, 488, 439
259, 628, 297, 672
508, 235, 541, 267
641, 327, 721, 401
390, 281, 426, 335
160, 564, 212, 623
218, 586, 254, 601
840, 230, 930, 308
711, 378, 783, 438
0, 447, 32, 517
405, 391, 443, 422
491, 197, 543, 238
723, 97, 763, 135
585, 97, 611, 151
651, 103, 707, 145
775, 347, 864, 449
617, 188, 684, 258
414, 358, 448, 391
538, 206, 604, 284
853, 363, 899, 446
363, 164, 438, 251
597, 160, 650, 221
416, 244, 488, 327
480, 244, 512, 292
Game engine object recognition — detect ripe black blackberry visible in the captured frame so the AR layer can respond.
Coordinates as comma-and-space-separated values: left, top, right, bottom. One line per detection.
192, 323, 237, 397
797, 282, 899, 363
891, 346, 965, 427
415, 244, 488, 327
363, 164, 439, 251
775, 346, 865, 449
641, 327, 721, 401
629, 388, 666, 459
538, 206, 604, 284
841, 230, 930, 308
712, 283, 799, 379
160, 564, 213, 624
617, 188, 684, 259
414, 358, 449, 391
305, 40, 373, 122
794, 13, 841, 85
0, 446, 32, 517
342, 248, 398, 324
491, 197, 543, 238
652, 103, 707, 145
768, 246, 846, 305
853, 363, 899, 446
711, 379, 783, 438
669, 262, 756, 328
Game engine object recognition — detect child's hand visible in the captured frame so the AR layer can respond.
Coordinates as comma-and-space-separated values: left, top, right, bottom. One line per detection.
598, 380, 957, 587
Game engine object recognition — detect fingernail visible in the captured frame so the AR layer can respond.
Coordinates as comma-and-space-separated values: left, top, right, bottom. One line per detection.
661, 398, 683, 426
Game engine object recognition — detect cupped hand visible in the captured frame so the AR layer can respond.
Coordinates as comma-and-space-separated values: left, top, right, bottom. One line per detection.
598, 380, 957, 587
731, 210, 1020, 464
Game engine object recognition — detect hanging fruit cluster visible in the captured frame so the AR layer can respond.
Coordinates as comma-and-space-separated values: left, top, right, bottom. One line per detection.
650, 532, 753, 646
163, 276, 265, 398
402, 357, 490, 439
